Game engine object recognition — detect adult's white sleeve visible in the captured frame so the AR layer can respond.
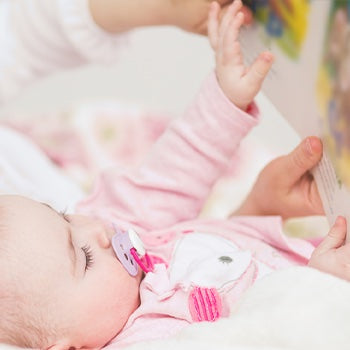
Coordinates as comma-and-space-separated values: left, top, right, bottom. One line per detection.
0, 0, 127, 103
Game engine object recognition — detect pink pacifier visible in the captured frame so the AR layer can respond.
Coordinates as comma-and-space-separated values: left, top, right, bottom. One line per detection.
111, 226, 154, 276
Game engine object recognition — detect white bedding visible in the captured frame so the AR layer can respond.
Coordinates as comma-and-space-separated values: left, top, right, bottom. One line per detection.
0, 126, 84, 212
124, 267, 350, 350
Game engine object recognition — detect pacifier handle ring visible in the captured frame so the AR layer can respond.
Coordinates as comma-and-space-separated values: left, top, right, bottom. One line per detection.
130, 248, 153, 273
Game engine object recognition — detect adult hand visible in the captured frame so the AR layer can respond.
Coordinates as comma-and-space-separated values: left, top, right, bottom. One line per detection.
235, 136, 325, 219
308, 216, 350, 281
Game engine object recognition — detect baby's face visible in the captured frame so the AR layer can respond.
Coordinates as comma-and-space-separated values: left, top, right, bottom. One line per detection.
0, 195, 142, 349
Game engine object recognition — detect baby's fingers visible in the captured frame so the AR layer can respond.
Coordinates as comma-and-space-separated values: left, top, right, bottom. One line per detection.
222, 11, 245, 65
316, 216, 347, 255
208, 2, 220, 50
219, 0, 243, 42
244, 51, 274, 89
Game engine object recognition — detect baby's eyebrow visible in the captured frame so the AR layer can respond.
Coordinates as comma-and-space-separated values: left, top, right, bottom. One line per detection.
41, 203, 77, 276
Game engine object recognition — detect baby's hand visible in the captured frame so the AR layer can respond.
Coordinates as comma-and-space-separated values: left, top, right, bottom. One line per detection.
308, 216, 350, 281
208, 0, 274, 110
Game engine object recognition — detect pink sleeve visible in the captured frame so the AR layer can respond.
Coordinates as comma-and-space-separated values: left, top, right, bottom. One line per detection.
77, 73, 259, 230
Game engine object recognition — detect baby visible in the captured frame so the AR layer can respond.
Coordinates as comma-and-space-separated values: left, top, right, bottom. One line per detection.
1, 1, 349, 349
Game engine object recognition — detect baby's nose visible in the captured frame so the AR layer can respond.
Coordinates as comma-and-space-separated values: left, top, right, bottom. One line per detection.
98, 232, 111, 249
93, 223, 111, 249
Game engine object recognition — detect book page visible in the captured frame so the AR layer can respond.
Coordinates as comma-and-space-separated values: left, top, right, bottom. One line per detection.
240, 0, 350, 235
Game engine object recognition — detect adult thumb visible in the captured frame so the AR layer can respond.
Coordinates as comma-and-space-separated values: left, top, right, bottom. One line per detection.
282, 136, 323, 186
315, 216, 347, 255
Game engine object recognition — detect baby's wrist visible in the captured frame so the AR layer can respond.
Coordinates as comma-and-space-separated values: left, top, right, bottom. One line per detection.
234, 101, 250, 112
216, 74, 253, 113
226, 97, 253, 113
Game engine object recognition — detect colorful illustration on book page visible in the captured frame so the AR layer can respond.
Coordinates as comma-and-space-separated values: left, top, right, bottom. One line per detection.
317, 1, 350, 188
242, 0, 310, 59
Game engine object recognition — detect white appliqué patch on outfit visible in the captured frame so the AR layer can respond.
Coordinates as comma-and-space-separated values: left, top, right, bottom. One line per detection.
168, 232, 253, 288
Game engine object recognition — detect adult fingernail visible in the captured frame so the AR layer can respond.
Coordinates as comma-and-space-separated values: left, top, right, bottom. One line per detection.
305, 137, 322, 155
304, 138, 313, 155
335, 215, 346, 225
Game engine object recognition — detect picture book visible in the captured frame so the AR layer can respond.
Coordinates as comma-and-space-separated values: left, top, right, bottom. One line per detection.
240, 0, 350, 234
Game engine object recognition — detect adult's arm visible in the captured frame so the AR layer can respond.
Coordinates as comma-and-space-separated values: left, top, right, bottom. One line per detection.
0, 0, 126, 103
89, 0, 252, 34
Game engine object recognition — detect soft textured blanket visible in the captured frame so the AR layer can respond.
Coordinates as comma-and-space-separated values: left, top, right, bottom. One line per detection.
123, 266, 350, 350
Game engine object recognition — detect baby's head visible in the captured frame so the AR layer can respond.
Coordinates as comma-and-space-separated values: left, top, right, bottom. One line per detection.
0, 195, 142, 349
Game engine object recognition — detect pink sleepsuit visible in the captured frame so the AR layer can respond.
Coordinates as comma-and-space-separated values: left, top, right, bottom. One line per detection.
76, 74, 315, 348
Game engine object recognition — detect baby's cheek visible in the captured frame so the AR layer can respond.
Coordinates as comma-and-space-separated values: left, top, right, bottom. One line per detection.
101, 262, 140, 310
98, 274, 139, 337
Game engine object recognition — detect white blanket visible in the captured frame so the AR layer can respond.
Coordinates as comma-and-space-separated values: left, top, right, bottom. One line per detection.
125, 267, 350, 350
0, 126, 84, 211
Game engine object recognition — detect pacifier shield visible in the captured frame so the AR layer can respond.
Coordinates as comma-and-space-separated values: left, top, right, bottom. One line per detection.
111, 228, 138, 276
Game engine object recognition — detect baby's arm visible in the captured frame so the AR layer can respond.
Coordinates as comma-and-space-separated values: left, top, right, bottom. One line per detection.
308, 216, 350, 281
79, 1, 273, 229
